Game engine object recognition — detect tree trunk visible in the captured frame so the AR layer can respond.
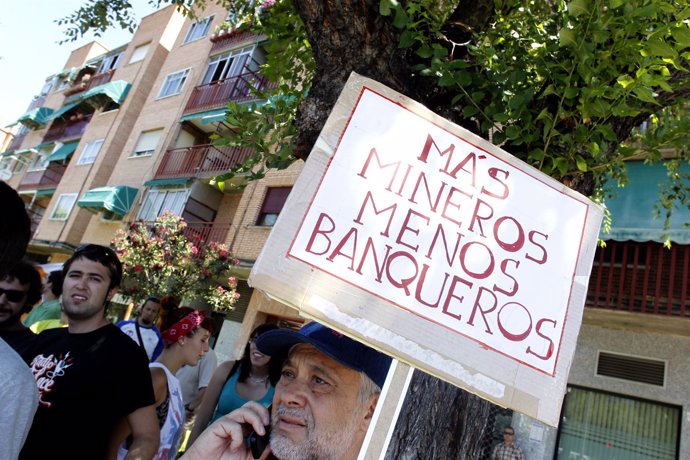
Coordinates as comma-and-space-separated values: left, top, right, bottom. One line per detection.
385, 372, 497, 459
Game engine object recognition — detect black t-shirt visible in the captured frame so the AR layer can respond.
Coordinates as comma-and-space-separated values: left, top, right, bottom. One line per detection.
20, 324, 155, 459
0, 327, 35, 357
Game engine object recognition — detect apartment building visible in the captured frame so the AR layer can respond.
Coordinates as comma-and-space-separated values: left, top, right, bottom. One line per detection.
1, 4, 302, 359
2, 4, 689, 458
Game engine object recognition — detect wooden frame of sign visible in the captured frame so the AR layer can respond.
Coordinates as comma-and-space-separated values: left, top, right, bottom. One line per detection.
249, 72, 603, 427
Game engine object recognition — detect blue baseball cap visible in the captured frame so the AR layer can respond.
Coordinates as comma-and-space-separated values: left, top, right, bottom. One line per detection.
256, 322, 392, 388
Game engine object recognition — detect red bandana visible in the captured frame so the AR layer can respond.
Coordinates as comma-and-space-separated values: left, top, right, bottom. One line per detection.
162, 310, 205, 345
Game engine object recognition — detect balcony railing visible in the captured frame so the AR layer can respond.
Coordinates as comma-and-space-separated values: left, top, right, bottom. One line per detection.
141, 220, 232, 252
43, 114, 92, 143
6, 132, 27, 152
183, 64, 275, 114
586, 241, 690, 317
64, 70, 115, 99
154, 144, 253, 180
28, 95, 48, 111
18, 164, 67, 191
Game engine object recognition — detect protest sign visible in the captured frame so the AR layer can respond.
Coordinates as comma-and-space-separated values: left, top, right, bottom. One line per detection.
249, 73, 603, 426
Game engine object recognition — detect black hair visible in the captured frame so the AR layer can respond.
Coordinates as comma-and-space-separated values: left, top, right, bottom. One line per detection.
0, 181, 30, 278
63, 244, 123, 290
47, 270, 64, 297
143, 296, 161, 306
237, 324, 282, 386
3, 261, 42, 310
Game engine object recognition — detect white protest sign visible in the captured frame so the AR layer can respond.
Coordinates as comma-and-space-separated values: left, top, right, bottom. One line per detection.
250, 73, 603, 426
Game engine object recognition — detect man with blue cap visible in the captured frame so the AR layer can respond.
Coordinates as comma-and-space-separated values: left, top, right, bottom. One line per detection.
183, 321, 392, 460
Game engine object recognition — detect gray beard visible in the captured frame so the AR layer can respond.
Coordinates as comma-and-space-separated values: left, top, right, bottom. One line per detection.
269, 406, 359, 460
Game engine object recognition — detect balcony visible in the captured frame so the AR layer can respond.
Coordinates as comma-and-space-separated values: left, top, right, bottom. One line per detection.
28, 95, 48, 111
154, 144, 252, 180
6, 132, 27, 152
63, 70, 115, 99
17, 164, 67, 191
183, 67, 275, 114
43, 114, 92, 143
586, 241, 690, 317
26, 206, 45, 238
141, 220, 232, 252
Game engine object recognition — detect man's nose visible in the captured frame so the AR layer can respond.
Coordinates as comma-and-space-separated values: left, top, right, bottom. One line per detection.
276, 379, 308, 408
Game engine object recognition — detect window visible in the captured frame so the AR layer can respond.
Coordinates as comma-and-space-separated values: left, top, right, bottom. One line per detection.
129, 43, 150, 64
40, 79, 54, 96
57, 78, 71, 91
201, 46, 259, 85
28, 144, 54, 171
77, 139, 104, 165
50, 193, 78, 220
557, 386, 680, 459
97, 51, 124, 73
225, 2, 254, 25
257, 187, 291, 226
0, 157, 14, 174
137, 189, 189, 221
184, 16, 213, 43
158, 69, 191, 98
131, 129, 163, 157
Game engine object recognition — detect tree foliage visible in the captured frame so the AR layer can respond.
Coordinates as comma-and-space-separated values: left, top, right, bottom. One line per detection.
111, 212, 240, 310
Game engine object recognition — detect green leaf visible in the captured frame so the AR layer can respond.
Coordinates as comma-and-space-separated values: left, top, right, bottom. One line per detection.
379, 0, 393, 16
505, 125, 521, 139
671, 26, 690, 46
633, 86, 659, 104
568, 0, 590, 16
645, 39, 678, 58
616, 74, 635, 89
559, 27, 577, 47
457, 71, 472, 86
393, 7, 408, 28
399, 30, 416, 48
575, 155, 588, 171
463, 105, 479, 117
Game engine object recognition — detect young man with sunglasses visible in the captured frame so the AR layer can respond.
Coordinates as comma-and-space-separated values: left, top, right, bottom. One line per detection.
0, 261, 42, 356
21, 244, 160, 459
491, 425, 524, 460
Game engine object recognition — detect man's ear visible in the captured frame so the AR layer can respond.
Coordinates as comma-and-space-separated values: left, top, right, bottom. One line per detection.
359, 393, 380, 432
106, 287, 118, 302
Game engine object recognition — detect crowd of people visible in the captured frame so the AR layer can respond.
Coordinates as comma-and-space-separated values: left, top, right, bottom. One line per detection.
0, 180, 399, 460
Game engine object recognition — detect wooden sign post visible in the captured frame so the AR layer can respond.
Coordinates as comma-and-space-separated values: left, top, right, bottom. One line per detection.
249, 73, 603, 427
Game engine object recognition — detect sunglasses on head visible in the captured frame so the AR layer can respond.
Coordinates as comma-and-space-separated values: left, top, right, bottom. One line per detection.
504, 431, 514, 435
0, 287, 26, 302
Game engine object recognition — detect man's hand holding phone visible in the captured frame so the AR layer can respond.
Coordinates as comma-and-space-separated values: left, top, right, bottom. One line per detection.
181, 401, 271, 460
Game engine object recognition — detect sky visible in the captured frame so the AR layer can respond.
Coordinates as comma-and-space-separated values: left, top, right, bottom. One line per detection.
0, 0, 160, 125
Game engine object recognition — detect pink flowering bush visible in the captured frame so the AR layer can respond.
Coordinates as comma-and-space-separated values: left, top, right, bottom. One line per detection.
111, 212, 240, 312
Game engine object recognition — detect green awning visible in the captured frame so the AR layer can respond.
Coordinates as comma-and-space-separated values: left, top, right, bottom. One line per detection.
48, 101, 82, 121
81, 80, 131, 108
35, 188, 56, 197
11, 149, 33, 157
17, 107, 54, 129
143, 178, 192, 187
47, 141, 80, 162
77, 185, 138, 216
601, 162, 690, 244
180, 107, 229, 124
1, 150, 14, 158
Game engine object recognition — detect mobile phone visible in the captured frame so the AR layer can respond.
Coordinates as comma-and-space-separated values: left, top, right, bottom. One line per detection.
246, 405, 271, 459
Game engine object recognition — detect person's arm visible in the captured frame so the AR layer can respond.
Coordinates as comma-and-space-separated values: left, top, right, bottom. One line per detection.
151, 330, 164, 362
190, 350, 218, 413
109, 367, 166, 459
188, 360, 235, 445
123, 404, 160, 460
182, 401, 269, 460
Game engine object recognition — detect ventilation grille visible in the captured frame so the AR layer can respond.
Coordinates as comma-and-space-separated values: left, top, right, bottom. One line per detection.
596, 351, 665, 386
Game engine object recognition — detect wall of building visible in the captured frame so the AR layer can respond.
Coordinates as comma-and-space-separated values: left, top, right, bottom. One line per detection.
228, 161, 304, 260
568, 324, 690, 458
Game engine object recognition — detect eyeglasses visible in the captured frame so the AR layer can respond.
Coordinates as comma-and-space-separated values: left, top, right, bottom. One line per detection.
503, 431, 515, 436
76, 244, 119, 259
0, 287, 27, 302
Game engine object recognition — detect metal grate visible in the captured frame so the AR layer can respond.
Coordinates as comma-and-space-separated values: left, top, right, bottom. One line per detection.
596, 351, 666, 386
